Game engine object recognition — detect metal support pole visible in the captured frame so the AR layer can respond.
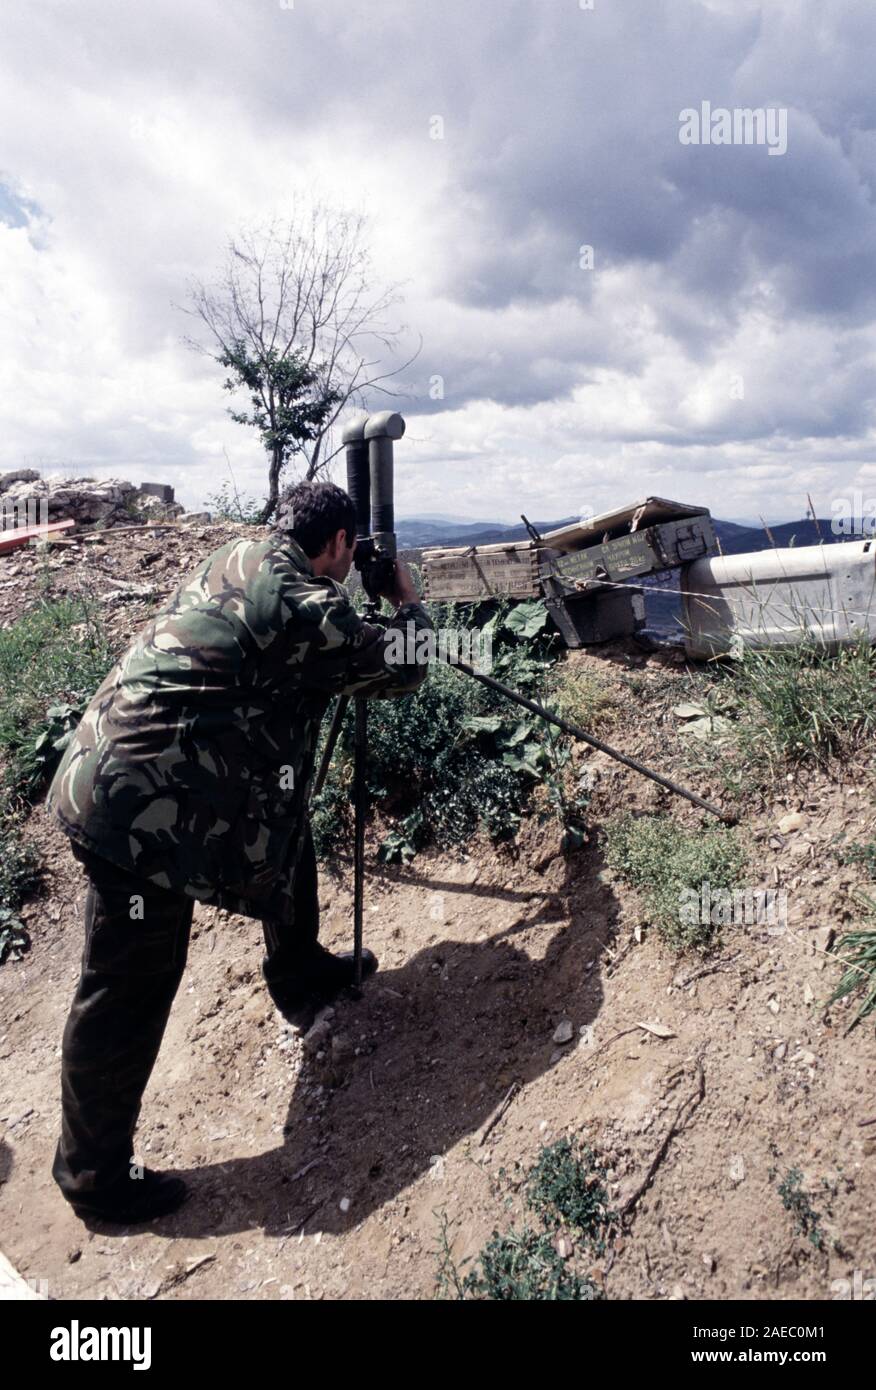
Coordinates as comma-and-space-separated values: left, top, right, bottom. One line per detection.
312, 694, 350, 800
443, 655, 736, 825
352, 695, 368, 990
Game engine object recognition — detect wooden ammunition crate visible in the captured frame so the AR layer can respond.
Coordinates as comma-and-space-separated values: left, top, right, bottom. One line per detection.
422, 541, 541, 601
547, 514, 716, 586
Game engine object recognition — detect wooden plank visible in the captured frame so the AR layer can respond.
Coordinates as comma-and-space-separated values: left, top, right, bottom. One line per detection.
423, 547, 540, 601
542, 499, 710, 553
423, 539, 536, 559
0, 518, 75, 554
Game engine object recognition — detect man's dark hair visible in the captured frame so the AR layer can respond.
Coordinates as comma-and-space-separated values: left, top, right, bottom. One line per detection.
273, 480, 356, 558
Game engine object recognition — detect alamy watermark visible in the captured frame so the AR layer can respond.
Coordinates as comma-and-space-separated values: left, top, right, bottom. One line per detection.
0, 495, 49, 532
678, 102, 788, 157
679, 880, 788, 933
50, 1322, 152, 1369
830, 1269, 876, 1300
385, 620, 493, 673
831, 491, 876, 537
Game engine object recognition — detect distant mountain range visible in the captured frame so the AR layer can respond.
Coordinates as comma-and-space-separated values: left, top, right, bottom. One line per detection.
396, 513, 841, 553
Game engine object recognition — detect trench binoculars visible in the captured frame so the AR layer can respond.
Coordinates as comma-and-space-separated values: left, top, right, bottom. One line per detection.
341, 411, 405, 602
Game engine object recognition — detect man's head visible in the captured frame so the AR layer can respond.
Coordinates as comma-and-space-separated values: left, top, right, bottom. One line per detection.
273, 480, 357, 582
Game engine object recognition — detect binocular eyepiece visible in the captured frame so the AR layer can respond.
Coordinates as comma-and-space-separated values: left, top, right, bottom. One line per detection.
342, 410, 405, 602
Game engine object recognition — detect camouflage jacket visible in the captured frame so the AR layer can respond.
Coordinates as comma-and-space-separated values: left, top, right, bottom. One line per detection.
48, 536, 433, 922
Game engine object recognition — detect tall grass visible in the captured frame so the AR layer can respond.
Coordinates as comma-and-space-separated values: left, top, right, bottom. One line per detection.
0, 593, 114, 806
828, 893, 876, 1032
687, 637, 876, 794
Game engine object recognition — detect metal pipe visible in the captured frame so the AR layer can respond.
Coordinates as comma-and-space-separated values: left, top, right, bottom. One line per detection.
364, 411, 404, 557
352, 696, 368, 989
443, 655, 736, 825
312, 694, 350, 799
342, 412, 371, 540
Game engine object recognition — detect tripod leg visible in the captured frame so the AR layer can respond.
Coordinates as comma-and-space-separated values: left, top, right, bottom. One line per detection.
352, 696, 368, 989
312, 694, 351, 800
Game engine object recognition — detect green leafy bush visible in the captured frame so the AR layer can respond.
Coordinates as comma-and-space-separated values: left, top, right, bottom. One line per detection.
314, 597, 573, 862
525, 1138, 618, 1254
603, 811, 747, 952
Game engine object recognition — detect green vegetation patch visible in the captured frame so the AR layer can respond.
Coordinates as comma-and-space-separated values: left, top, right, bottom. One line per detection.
0, 593, 114, 962
435, 1137, 616, 1301
312, 597, 587, 862
603, 811, 747, 952
689, 638, 876, 795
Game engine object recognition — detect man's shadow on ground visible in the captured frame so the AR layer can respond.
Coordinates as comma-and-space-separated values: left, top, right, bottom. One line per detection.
138, 841, 620, 1241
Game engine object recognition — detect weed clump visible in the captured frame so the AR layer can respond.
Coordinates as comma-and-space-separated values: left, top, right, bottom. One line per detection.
689, 638, 876, 795
603, 811, 747, 952
434, 1136, 616, 1301
775, 1168, 826, 1251
462, 1228, 601, 1301
525, 1137, 618, 1255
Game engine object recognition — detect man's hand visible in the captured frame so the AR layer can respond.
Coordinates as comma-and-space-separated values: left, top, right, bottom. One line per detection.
377, 559, 420, 608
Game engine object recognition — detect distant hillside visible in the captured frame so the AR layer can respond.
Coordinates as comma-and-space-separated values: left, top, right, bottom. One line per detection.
394, 518, 520, 548
714, 518, 840, 555
399, 512, 841, 555
396, 516, 575, 548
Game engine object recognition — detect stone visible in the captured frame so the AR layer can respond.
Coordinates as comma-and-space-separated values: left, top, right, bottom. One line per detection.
0, 474, 137, 528
728, 1153, 746, 1184
139, 482, 175, 503
0, 468, 40, 491
552, 1019, 574, 1045
302, 1019, 332, 1055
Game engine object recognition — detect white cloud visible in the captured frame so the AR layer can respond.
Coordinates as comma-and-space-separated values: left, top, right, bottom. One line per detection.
1, 0, 875, 523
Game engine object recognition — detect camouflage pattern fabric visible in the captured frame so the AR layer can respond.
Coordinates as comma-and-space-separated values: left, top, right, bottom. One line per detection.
48, 535, 432, 922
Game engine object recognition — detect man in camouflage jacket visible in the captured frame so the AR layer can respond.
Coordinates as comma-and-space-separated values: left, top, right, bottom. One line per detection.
48, 480, 432, 1223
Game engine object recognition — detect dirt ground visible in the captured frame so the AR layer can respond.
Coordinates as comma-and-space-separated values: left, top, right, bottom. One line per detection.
1, 526, 875, 1301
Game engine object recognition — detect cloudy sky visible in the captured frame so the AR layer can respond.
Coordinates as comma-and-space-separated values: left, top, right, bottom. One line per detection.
2, 0, 875, 524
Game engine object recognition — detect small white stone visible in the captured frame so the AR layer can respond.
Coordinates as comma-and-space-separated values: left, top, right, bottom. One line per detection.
728, 1153, 746, 1184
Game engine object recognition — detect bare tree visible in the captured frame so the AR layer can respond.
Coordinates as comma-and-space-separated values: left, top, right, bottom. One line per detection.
182, 201, 417, 521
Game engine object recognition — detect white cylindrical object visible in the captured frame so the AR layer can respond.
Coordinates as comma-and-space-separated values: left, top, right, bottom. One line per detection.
682, 539, 876, 658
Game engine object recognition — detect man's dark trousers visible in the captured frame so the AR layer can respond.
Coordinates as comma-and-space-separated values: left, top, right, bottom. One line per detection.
52, 829, 320, 1207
